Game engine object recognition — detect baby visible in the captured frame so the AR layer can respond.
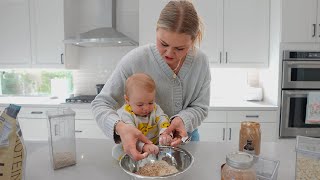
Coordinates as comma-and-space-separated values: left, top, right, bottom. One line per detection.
112, 73, 172, 160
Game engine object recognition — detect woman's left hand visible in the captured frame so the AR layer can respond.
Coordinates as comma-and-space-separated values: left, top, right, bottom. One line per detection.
162, 117, 188, 147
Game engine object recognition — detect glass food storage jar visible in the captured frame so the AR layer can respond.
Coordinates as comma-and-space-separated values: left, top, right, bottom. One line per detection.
239, 121, 261, 155
47, 108, 76, 170
295, 136, 320, 180
221, 152, 256, 180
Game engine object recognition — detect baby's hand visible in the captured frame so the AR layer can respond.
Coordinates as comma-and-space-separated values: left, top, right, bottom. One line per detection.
159, 133, 173, 146
142, 144, 159, 155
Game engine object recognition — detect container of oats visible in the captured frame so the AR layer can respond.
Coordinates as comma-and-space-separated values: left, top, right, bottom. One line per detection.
47, 108, 77, 170
295, 136, 320, 180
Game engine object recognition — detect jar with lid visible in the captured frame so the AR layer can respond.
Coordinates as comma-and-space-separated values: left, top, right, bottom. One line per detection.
221, 152, 256, 180
239, 121, 261, 155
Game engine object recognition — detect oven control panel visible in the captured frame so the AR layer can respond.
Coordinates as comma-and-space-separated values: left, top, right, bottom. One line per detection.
284, 51, 320, 60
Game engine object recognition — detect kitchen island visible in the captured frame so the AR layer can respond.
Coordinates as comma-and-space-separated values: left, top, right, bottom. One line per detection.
25, 138, 296, 180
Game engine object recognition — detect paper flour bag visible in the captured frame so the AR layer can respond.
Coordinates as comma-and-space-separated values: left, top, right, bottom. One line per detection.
0, 104, 26, 180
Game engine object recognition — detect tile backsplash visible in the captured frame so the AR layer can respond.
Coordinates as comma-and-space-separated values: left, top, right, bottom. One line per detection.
73, 47, 259, 101
72, 46, 136, 95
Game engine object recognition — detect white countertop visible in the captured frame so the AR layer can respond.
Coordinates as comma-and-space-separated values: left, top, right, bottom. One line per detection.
25, 139, 296, 180
0, 96, 278, 110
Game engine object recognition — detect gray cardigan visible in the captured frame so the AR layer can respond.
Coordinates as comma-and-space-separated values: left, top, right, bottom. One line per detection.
91, 44, 211, 140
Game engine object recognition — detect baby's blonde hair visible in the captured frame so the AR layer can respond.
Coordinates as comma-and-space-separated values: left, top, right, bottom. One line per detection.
125, 73, 156, 97
157, 0, 204, 49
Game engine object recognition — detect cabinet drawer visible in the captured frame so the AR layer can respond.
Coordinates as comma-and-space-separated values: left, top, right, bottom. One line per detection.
17, 107, 94, 120
227, 111, 277, 123
18, 107, 56, 119
204, 111, 227, 123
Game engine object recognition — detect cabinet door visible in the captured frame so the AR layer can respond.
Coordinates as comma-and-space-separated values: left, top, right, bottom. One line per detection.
224, 0, 269, 66
18, 118, 48, 141
198, 123, 226, 142
139, 0, 169, 45
227, 123, 240, 142
75, 120, 108, 139
30, 0, 64, 67
193, 0, 223, 64
0, 0, 31, 67
282, 0, 318, 43
317, 0, 320, 40
260, 122, 277, 142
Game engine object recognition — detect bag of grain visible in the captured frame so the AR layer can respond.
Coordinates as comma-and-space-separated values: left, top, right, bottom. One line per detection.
0, 104, 26, 180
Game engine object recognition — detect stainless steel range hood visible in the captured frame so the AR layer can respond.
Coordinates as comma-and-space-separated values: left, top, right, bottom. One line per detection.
64, 0, 138, 47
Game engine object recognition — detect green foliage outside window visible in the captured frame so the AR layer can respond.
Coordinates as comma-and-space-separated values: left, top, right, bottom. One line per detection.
0, 70, 73, 96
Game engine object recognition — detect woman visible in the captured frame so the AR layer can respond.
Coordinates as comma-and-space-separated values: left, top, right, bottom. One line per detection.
91, 0, 211, 161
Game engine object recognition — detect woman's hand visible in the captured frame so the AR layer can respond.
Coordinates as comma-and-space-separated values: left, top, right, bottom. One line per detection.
162, 117, 188, 147
142, 144, 159, 155
116, 121, 152, 161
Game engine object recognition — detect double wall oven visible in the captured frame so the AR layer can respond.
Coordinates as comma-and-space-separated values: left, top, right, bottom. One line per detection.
280, 51, 320, 138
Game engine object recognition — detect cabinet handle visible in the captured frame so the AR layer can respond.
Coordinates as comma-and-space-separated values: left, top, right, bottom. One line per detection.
60, 53, 64, 64
54, 124, 59, 136
75, 130, 82, 133
229, 128, 232, 140
222, 128, 225, 140
31, 111, 43, 114
312, 24, 316, 37
225, 52, 228, 63
319, 24, 320, 37
219, 52, 222, 63
245, 115, 259, 118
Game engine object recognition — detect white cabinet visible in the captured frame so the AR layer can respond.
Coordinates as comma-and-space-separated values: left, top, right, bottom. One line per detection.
139, 0, 270, 67
198, 0, 270, 66
199, 110, 278, 142
281, 0, 320, 43
222, 0, 270, 67
18, 107, 53, 141
75, 120, 107, 139
139, 0, 168, 45
15, 106, 107, 141
0, 0, 78, 68
0, 0, 32, 67
72, 107, 108, 139
29, 0, 65, 68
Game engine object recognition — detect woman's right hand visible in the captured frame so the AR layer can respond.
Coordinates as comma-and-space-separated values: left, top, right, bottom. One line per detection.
116, 121, 152, 161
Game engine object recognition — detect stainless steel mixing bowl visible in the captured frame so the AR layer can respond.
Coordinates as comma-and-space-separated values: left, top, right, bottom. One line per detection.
119, 146, 194, 180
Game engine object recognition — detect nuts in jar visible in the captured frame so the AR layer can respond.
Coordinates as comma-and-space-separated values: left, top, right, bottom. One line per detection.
221, 152, 256, 180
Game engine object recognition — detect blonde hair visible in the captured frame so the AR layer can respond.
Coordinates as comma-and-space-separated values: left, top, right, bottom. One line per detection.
157, 0, 204, 48
125, 73, 156, 97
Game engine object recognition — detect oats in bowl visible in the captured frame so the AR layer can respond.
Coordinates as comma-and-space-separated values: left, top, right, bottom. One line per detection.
120, 146, 194, 180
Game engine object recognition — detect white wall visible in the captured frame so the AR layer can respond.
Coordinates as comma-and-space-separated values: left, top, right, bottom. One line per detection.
211, 68, 249, 100
259, 0, 281, 106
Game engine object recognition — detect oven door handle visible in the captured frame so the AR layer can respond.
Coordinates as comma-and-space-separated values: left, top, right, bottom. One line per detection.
285, 60, 320, 66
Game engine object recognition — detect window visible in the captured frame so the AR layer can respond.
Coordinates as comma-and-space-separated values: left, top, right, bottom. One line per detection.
0, 69, 73, 96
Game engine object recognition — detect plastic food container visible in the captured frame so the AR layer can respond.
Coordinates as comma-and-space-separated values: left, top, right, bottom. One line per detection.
47, 108, 76, 170
253, 155, 280, 180
295, 136, 320, 180
220, 153, 279, 180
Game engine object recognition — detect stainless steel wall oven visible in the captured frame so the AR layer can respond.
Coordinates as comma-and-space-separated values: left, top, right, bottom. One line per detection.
280, 51, 320, 138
